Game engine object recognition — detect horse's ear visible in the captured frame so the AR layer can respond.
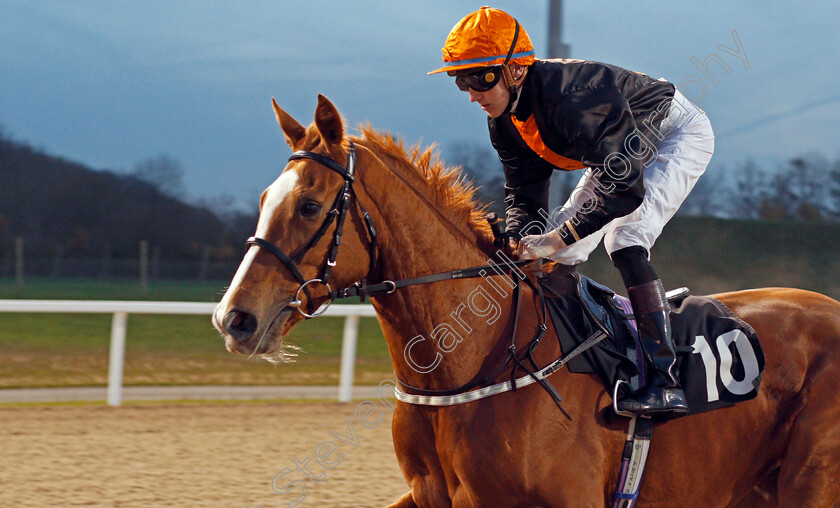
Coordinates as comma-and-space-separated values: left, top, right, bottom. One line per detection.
314, 94, 343, 146
272, 98, 306, 149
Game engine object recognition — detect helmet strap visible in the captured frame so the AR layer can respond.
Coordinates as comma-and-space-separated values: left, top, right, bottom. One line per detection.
502, 72, 522, 115
502, 20, 521, 95
501, 64, 527, 94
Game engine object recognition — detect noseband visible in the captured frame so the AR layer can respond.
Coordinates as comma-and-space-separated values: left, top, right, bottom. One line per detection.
246, 140, 378, 317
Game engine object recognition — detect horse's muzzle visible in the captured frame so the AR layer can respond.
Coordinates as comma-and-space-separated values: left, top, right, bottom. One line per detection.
220, 308, 258, 345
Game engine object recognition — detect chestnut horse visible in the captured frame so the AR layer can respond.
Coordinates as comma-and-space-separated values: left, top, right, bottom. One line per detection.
213, 95, 840, 507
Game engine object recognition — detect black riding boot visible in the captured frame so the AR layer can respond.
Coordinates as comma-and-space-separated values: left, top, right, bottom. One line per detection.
616, 278, 689, 415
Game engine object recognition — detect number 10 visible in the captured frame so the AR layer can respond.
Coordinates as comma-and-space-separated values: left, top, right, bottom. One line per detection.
691, 330, 761, 402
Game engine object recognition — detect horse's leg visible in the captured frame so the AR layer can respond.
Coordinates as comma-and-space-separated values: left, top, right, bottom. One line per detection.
776, 362, 840, 507
386, 491, 418, 508
390, 405, 451, 508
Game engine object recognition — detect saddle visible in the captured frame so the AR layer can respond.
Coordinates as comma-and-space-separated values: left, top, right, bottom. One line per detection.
539, 265, 765, 418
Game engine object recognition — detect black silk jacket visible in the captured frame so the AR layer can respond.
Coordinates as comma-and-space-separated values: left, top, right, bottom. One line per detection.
488, 59, 675, 243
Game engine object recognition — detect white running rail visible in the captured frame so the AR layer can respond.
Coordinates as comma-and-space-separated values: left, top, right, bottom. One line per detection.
0, 300, 377, 406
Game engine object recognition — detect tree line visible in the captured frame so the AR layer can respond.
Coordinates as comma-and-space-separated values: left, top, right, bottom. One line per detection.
445, 141, 840, 222
0, 125, 256, 279
3, 118, 839, 281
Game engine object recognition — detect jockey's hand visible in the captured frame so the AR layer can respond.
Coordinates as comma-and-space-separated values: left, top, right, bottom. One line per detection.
515, 229, 567, 260
508, 237, 519, 255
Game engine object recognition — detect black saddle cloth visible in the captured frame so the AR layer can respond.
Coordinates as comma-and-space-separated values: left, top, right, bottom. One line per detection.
539, 267, 765, 417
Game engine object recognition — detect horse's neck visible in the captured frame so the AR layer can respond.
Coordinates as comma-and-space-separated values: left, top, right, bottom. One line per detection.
372, 269, 525, 391
355, 146, 492, 286
358, 151, 523, 390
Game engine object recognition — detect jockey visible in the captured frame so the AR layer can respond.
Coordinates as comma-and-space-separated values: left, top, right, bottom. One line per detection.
429, 7, 715, 415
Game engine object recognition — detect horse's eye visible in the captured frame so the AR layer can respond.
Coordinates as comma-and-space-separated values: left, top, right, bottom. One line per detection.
298, 200, 322, 217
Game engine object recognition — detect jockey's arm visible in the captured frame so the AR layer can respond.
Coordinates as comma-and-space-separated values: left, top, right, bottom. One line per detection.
502, 166, 553, 239
549, 86, 646, 247
489, 113, 556, 242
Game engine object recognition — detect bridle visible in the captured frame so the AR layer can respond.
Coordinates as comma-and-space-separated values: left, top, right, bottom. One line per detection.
245, 137, 538, 318
245, 138, 531, 315
245, 137, 581, 415
246, 140, 378, 318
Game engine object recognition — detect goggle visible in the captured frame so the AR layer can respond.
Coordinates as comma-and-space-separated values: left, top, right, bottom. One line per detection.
454, 66, 503, 92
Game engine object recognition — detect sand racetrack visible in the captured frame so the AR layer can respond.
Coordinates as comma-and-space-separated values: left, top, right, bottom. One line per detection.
0, 402, 408, 507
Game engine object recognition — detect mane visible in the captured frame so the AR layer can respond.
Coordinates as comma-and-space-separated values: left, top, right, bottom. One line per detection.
352, 125, 496, 253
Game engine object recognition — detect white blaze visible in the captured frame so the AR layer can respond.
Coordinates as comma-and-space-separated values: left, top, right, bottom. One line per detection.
256, 168, 300, 238
219, 168, 300, 311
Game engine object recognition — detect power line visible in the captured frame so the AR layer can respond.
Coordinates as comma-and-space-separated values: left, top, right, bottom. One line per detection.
717, 94, 840, 140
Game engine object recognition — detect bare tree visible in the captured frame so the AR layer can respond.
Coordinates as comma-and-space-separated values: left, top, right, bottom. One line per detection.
760, 169, 796, 220
730, 160, 767, 219
131, 154, 186, 198
447, 141, 502, 180
788, 153, 829, 220
447, 141, 589, 217
680, 165, 726, 217
828, 156, 840, 218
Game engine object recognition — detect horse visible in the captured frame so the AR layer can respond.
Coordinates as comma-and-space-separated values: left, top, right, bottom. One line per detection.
212, 94, 840, 507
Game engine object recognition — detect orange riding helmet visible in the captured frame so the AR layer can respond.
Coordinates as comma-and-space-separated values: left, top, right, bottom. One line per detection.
428, 7, 536, 76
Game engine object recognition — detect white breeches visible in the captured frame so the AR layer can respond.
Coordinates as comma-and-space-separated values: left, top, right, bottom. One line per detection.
547, 88, 715, 265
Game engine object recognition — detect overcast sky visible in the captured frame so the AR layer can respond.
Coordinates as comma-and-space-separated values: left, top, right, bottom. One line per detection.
2, 1, 838, 209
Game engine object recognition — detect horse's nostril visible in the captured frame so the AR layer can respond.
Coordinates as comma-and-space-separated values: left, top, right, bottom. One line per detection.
223, 309, 258, 344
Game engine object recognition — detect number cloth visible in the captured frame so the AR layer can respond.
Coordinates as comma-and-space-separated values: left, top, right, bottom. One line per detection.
544, 274, 764, 417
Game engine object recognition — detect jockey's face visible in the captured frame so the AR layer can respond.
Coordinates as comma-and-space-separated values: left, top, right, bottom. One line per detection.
456, 63, 525, 119
468, 78, 510, 118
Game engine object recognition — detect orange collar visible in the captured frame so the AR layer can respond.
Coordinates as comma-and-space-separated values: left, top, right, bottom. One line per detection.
510, 114, 586, 171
